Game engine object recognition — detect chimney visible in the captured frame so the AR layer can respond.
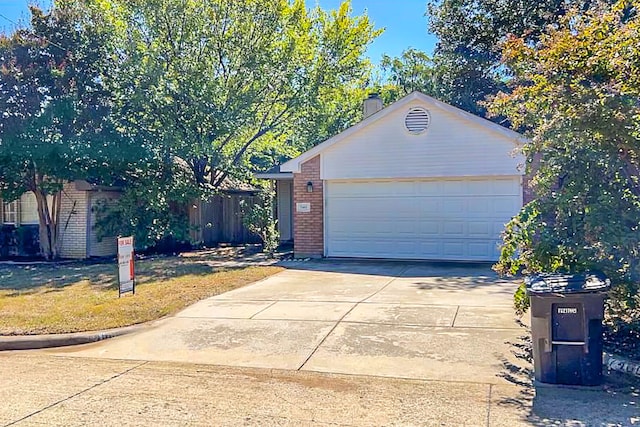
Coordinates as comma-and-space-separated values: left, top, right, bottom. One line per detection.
363, 93, 383, 119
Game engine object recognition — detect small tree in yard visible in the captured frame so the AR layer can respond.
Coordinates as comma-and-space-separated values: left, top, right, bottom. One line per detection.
490, 1, 640, 358
241, 187, 279, 258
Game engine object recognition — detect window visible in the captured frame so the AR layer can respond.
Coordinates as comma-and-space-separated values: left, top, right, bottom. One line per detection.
19, 193, 39, 224
1, 193, 45, 225
2, 200, 17, 224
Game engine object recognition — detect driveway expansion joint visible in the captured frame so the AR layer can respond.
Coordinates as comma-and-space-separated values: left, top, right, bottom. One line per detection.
3, 360, 148, 427
360, 265, 410, 303
249, 301, 278, 319
451, 305, 460, 327
296, 265, 411, 371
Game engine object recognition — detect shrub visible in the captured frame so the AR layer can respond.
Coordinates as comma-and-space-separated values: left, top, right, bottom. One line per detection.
241, 187, 279, 257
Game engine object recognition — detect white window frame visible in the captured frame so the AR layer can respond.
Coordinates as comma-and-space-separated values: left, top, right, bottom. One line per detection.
2, 200, 18, 225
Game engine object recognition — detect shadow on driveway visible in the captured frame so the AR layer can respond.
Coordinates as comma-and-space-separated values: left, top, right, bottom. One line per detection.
281, 258, 521, 283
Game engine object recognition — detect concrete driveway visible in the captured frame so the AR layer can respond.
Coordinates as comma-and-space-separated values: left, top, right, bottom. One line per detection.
54, 260, 526, 385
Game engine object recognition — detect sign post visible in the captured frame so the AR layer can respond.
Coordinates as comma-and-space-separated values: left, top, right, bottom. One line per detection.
117, 236, 135, 296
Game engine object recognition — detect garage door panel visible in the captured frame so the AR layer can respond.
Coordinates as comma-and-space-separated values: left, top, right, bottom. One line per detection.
442, 241, 465, 257
468, 222, 492, 238
418, 200, 440, 214
467, 179, 492, 194
441, 180, 467, 195
416, 181, 443, 195
442, 221, 465, 236
418, 241, 440, 257
469, 241, 495, 258
468, 200, 491, 215
418, 221, 440, 235
331, 181, 416, 197
491, 178, 521, 195
394, 220, 418, 234
330, 219, 372, 234
492, 222, 508, 235
326, 178, 521, 261
492, 197, 522, 215
441, 198, 467, 213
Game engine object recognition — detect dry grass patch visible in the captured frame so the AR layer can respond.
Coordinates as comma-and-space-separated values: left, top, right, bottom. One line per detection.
0, 253, 283, 335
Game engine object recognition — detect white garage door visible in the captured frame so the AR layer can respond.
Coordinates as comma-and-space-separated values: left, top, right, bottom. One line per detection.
325, 177, 522, 261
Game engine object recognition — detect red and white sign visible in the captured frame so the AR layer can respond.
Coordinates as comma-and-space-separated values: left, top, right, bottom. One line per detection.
117, 236, 135, 295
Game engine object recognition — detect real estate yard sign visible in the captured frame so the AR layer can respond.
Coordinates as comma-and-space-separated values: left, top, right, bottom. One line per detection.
117, 236, 135, 296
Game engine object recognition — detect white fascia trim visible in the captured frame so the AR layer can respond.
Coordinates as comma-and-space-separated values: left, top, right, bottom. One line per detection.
420, 93, 527, 145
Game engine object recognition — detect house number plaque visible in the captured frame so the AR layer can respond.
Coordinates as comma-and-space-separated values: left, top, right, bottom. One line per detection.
296, 202, 311, 213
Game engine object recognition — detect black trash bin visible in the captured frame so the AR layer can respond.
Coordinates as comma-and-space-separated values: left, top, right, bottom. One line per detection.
526, 272, 610, 386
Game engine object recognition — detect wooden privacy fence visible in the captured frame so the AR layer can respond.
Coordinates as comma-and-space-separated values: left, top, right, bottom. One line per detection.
189, 192, 261, 246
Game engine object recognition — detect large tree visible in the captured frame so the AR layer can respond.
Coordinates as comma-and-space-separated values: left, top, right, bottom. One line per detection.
85, 0, 378, 249
425, 0, 607, 118
375, 48, 439, 104
490, 1, 640, 356
0, 2, 130, 259
97, 0, 378, 187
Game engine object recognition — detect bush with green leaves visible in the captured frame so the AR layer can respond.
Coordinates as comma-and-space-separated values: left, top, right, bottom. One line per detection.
93, 164, 200, 253
241, 188, 279, 257
490, 1, 640, 359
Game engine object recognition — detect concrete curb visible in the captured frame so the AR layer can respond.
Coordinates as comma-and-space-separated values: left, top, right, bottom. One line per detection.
0, 323, 148, 351
604, 353, 640, 379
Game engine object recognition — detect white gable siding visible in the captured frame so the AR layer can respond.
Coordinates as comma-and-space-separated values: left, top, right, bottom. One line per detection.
321, 100, 524, 180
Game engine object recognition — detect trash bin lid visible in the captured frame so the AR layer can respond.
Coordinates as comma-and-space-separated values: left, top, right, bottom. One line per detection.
525, 271, 610, 294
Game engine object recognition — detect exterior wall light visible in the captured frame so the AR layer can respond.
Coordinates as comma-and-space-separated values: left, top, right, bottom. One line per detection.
306, 181, 313, 193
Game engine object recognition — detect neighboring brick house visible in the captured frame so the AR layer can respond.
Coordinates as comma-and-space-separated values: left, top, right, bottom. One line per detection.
260, 91, 529, 261
0, 181, 120, 259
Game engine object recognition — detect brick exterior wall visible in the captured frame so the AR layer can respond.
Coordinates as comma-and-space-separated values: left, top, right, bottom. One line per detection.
293, 155, 324, 258
59, 181, 89, 259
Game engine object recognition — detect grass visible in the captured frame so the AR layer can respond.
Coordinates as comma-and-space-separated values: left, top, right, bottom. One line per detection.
0, 248, 283, 335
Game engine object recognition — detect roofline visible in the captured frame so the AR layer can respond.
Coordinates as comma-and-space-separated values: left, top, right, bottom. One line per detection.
254, 172, 293, 180
74, 180, 123, 192
280, 91, 527, 173
421, 93, 525, 143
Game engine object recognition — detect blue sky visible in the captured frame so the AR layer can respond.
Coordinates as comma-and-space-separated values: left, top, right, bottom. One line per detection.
0, 0, 438, 61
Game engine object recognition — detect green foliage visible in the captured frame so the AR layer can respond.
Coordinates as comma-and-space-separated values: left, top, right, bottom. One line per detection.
0, 0, 378, 254
87, 0, 378, 247
425, 0, 603, 118
93, 163, 200, 252
0, 2, 136, 259
95, 0, 379, 182
605, 281, 640, 359
15, 226, 40, 256
513, 282, 530, 317
490, 1, 640, 357
241, 187, 279, 257
375, 49, 438, 103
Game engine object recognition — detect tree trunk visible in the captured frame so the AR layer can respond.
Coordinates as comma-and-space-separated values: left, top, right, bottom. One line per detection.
34, 189, 61, 260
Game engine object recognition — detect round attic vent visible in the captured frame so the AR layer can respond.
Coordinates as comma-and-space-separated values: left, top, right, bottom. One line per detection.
404, 107, 430, 134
